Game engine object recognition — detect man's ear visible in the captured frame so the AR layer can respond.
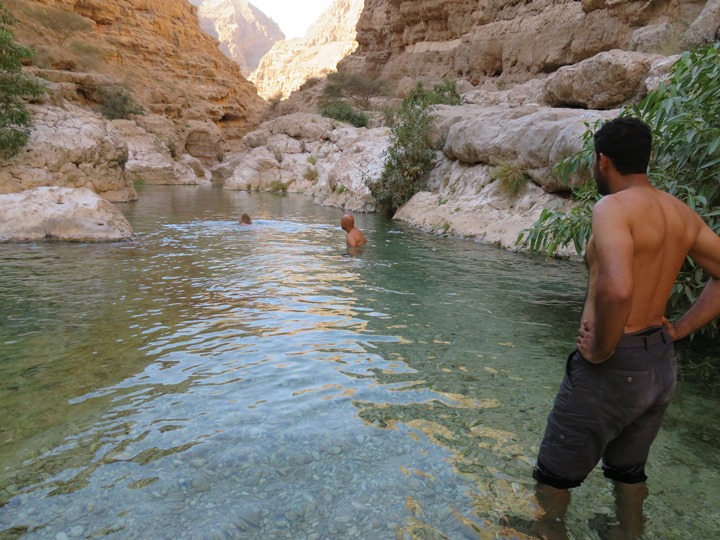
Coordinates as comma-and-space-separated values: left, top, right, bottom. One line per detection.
598, 152, 611, 172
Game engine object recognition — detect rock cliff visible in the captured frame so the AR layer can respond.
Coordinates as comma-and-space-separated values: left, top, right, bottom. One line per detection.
340, 0, 709, 87
15, 0, 265, 141
192, 0, 285, 76
249, 0, 364, 99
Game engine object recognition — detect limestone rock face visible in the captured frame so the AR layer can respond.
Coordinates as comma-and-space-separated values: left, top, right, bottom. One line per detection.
682, 0, 720, 47
25, 0, 265, 142
440, 104, 617, 192
249, 0, 364, 99
193, 0, 285, 75
0, 187, 134, 242
0, 104, 135, 202
393, 166, 575, 255
543, 50, 662, 109
109, 120, 211, 185
223, 113, 387, 212
341, 0, 707, 87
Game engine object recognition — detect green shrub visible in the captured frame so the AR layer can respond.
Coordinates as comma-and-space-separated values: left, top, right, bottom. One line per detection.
322, 72, 386, 110
98, 85, 143, 119
267, 92, 282, 107
492, 162, 531, 196
268, 180, 288, 193
319, 101, 369, 128
0, 1, 45, 160
307, 155, 317, 165
405, 79, 461, 108
366, 79, 461, 215
517, 42, 720, 337
302, 167, 318, 181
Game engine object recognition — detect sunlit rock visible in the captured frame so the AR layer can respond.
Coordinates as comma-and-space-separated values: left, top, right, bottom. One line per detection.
543, 50, 663, 110
0, 187, 134, 242
109, 120, 210, 185
0, 104, 135, 203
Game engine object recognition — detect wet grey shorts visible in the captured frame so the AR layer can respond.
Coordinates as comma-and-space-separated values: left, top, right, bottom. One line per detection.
533, 326, 676, 489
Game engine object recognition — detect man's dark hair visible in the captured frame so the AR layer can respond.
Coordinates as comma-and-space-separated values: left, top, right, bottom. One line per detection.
593, 117, 652, 175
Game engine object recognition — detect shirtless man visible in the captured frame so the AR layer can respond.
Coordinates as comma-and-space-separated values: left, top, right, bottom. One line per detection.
532, 117, 720, 539
341, 214, 367, 247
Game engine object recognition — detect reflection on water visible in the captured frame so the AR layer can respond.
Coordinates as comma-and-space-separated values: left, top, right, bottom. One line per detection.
1, 185, 718, 539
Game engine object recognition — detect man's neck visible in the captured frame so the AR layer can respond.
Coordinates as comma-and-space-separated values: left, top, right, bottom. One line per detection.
611, 174, 652, 194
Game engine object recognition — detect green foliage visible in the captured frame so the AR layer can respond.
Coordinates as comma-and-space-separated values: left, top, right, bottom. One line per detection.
366, 79, 460, 215
306, 154, 317, 165
517, 181, 599, 257
22, 3, 92, 46
492, 162, 531, 196
302, 166, 318, 181
0, 1, 44, 160
406, 79, 461, 108
268, 180, 288, 193
97, 85, 143, 120
319, 101, 369, 128
322, 72, 386, 110
518, 42, 720, 337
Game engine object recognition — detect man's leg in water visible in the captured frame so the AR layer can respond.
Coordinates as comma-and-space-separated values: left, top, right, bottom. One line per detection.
611, 481, 648, 539
534, 483, 570, 539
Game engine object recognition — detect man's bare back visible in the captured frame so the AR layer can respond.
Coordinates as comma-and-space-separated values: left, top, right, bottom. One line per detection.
340, 214, 367, 247
579, 179, 720, 362
584, 186, 705, 330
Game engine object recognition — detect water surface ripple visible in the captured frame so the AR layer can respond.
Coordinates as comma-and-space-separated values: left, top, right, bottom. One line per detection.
0, 186, 718, 539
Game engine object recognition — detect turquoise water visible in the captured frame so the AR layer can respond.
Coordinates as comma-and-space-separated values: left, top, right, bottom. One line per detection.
0, 185, 718, 539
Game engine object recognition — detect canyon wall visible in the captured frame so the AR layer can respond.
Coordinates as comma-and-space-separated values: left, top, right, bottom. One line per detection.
249, 0, 364, 99
193, 0, 284, 75
14, 0, 265, 141
340, 0, 709, 87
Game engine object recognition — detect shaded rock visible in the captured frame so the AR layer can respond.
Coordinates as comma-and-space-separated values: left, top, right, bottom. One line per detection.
183, 121, 224, 166
394, 159, 576, 256
683, 0, 720, 48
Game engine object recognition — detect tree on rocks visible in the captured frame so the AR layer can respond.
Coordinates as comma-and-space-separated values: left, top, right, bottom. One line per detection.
0, 1, 44, 160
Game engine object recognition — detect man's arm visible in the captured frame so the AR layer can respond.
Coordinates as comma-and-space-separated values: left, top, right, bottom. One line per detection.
666, 224, 720, 340
347, 232, 359, 247
577, 198, 634, 363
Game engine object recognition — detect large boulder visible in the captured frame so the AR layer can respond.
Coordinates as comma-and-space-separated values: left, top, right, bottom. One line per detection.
440, 105, 616, 192
0, 187, 134, 242
394, 158, 576, 257
0, 104, 135, 202
543, 50, 662, 109
683, 0, 720, 48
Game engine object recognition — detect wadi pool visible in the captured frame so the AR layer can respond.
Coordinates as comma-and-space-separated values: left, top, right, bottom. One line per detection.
1, 185, 718, 539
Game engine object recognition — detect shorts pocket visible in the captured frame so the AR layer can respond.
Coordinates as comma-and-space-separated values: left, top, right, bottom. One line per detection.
547, 415, 588, 447
561, 350, 579, 392
603, 369, 653, 408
